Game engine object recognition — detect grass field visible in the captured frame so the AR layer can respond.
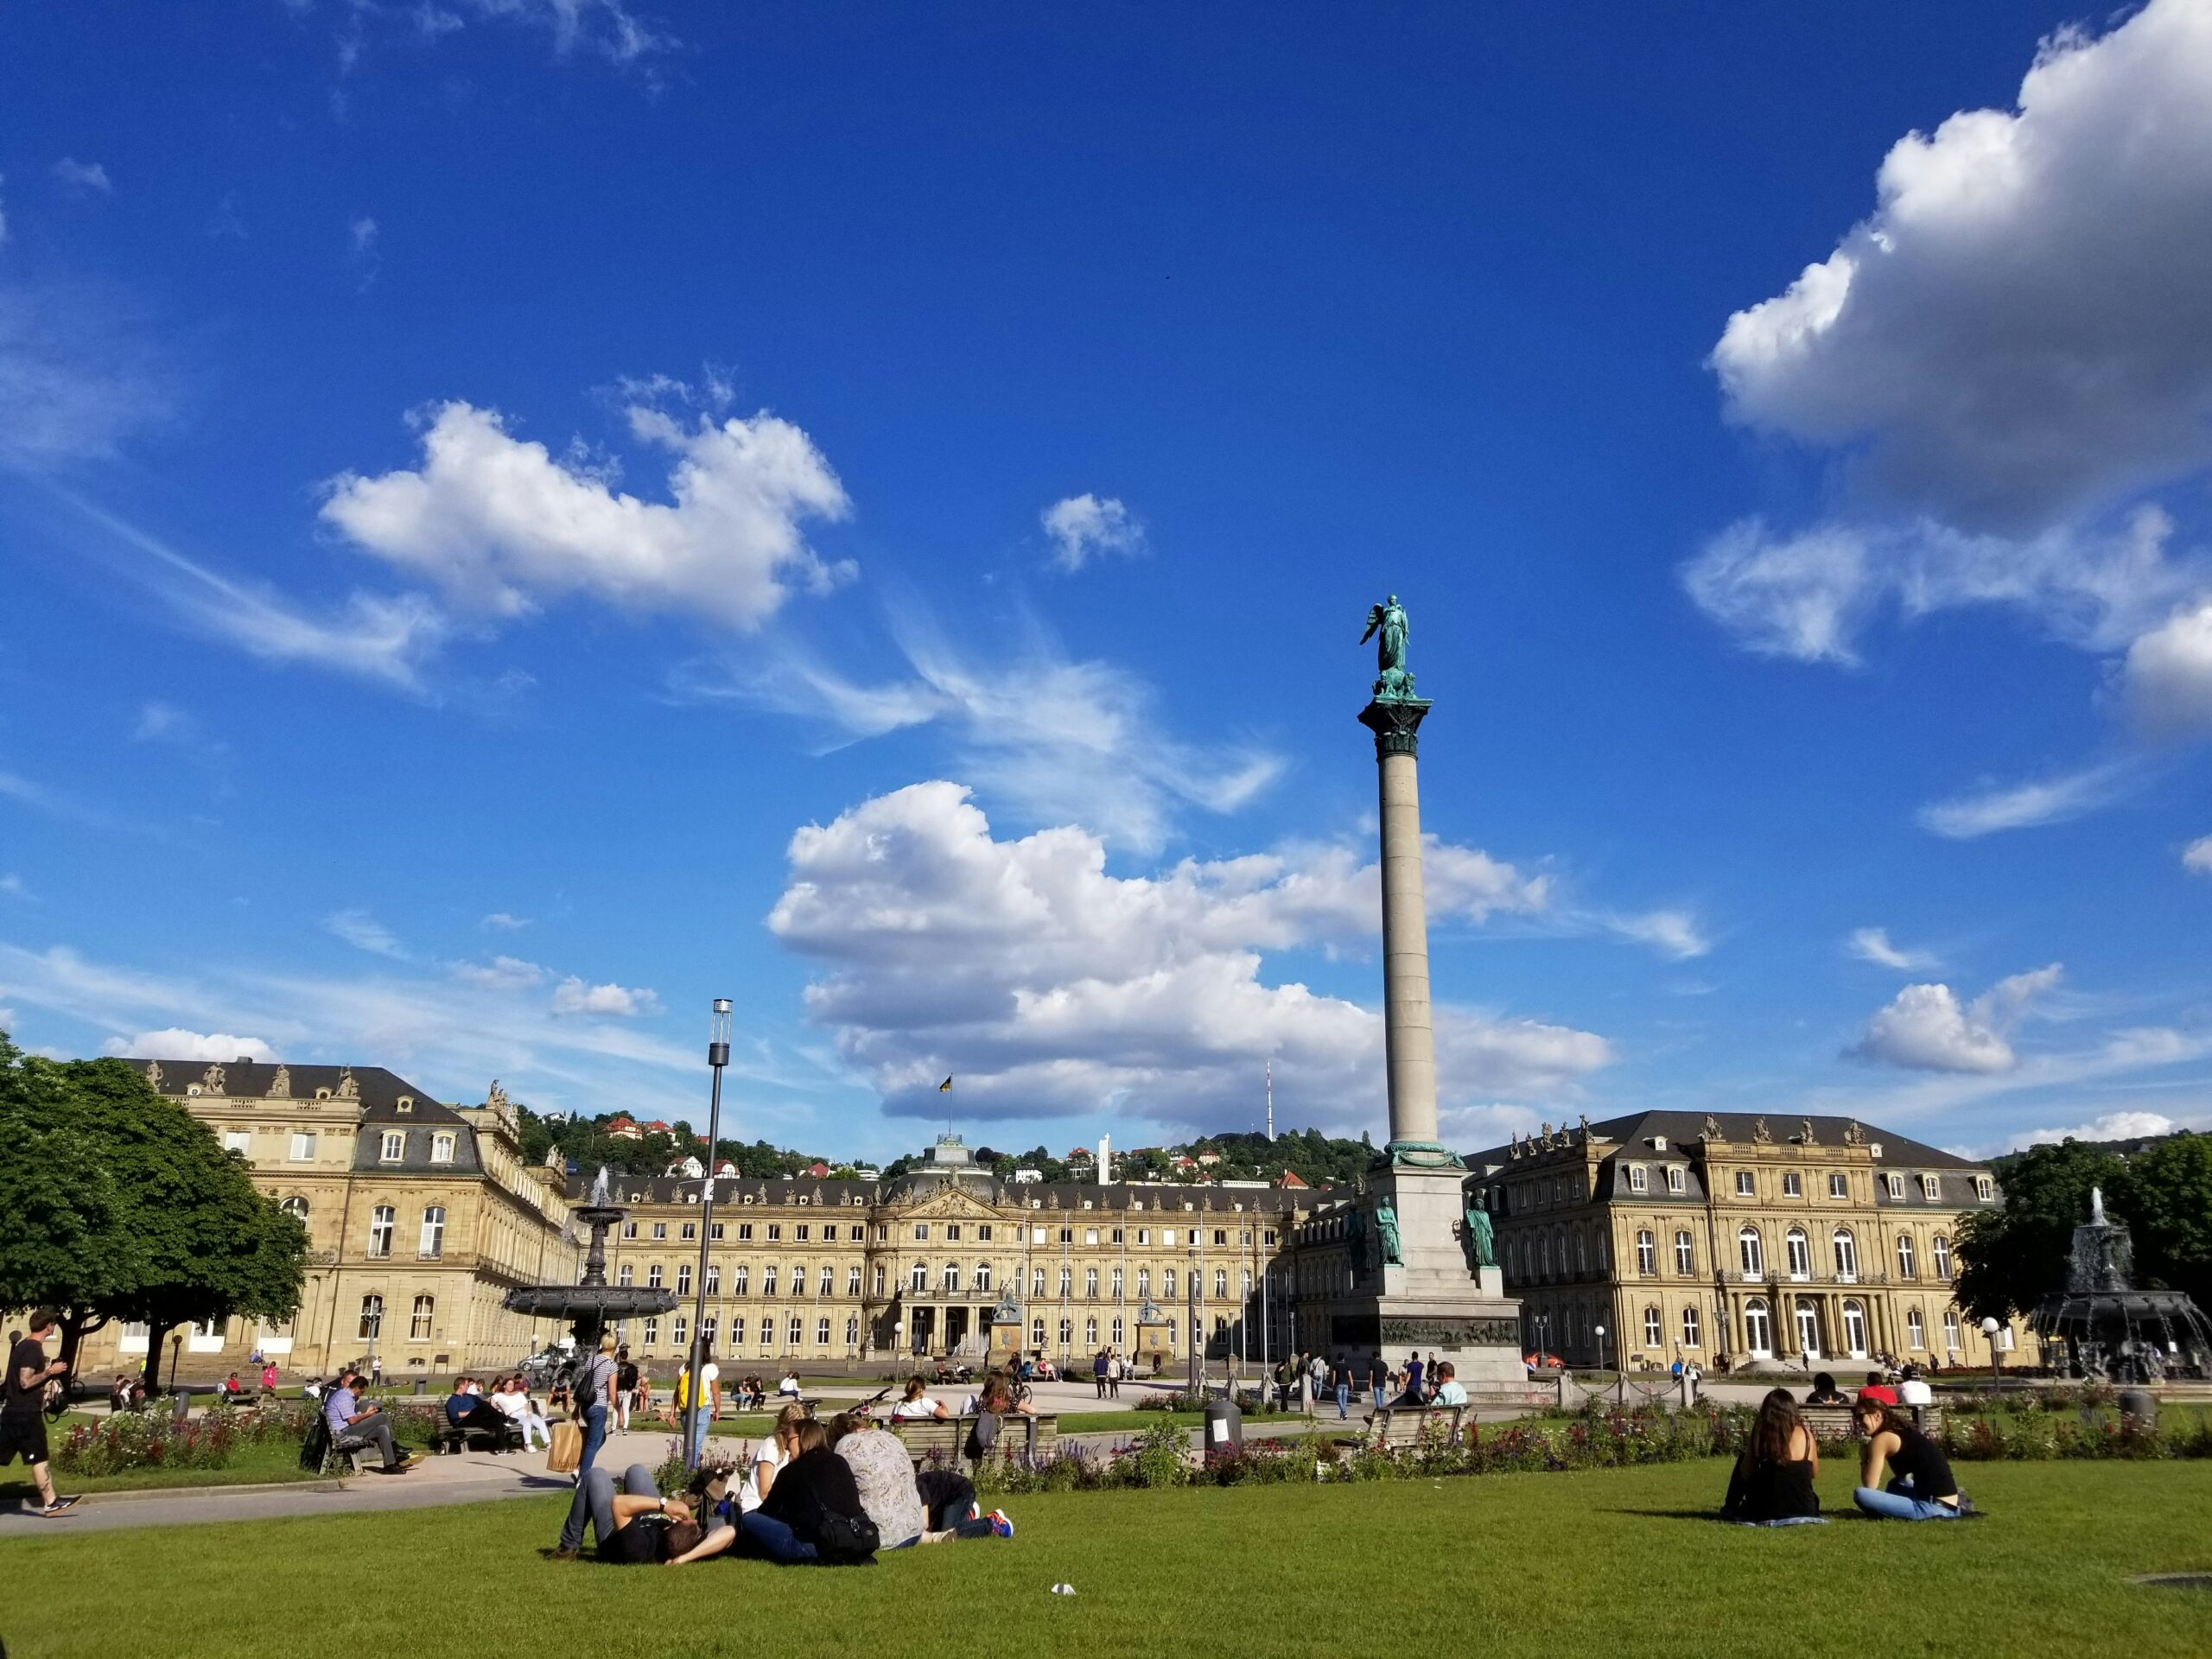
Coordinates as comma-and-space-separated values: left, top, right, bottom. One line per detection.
0, 1437, 321, 1503
3, 1459, 2209, 1657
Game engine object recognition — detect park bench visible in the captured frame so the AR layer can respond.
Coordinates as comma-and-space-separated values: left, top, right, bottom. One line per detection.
1341, 1404, 1467, 1452
432, 1419, 524, 1455
889, 1412, 1059, 1469
1799, 1402, 1945, 1440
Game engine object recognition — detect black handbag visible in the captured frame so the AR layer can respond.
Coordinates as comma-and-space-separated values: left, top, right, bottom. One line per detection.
812, 1509, 880, 1564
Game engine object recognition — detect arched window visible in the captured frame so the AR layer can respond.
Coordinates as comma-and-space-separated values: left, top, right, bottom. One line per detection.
1057, 1317, 1072, 1350
1831, 1228, 1858, 1281
1111, 1317, 1124, 1345
845, 1316, 860, 1346
647, 1264, 664, 1290
940, 1262, 961, 1294
1032, 1267, 1047, 1296
409, 1295, 433, 1340
1636, 1230, 1656, 1275
418, 1205, 445, 1259
1794, 1298, 1820, 1357
1058, 1265, 1073, 1298
618, 1264, 633, 1287
735, 1264, 751, 1295
908, 1262, 927, 1293
815, 1318, 830, 1346
1162, 1268, 1178, 1299
704, 1264, 721, 1295
1842, 1300, 1869, 1357
1896, 1234, 1916, 1279
1212, 1268, 1227, 1299
1643, 1306, 1662, 1347
786, 1314, 802, 1346
1674, 1230, 1694, 1274
974, 1262, 993, 1292
817, 1265, 833, 1296
1905, 1307, 1926, 1350
1932, 1235, 1953, 1279
1943, 1309, 1962, 1352
1742, 1297, 1772, 1356
1785, 1228, 1810, 1280
1574, 1231, 1588, 1275
280, 1196, 309, 1221
1681, 1305, 1701, 1349
358, 1294, 383, 1340
673, 1316, 688, 1348
1084, 1317, 1098, 1345
1087, 1268, 1100, 1299
1135, 1268, 1151, 1300
1737, 1225, 1764, 1279
1111, 1267, 1124, 1298
869, 1265, 883, 1297
1536, 1234, 1551, 1280
677, 1264, 692, 1296
368, 1205, 395, 1259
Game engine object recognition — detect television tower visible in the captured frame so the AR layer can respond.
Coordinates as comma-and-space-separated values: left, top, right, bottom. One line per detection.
1265, 1059, 1274, 1141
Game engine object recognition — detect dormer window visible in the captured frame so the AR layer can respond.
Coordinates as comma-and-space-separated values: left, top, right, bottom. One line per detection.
396, 1097, 414, 1114
1665, 1166, 1687, 1195
379, 1131, 405, 1163
429, 1133, 454, 1165
1626, 1164, 1649, 1194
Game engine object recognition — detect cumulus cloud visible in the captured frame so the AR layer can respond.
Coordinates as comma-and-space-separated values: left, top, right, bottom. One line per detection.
551, 976, 659, 1017
320, 398, 853, 633
1973, 1108, 2209, 1158
1849, 963, 2062, 1073
324, 908, 407, 959
1916, 760, 2141, 838
766, 782, 1613, 1130
2124, 595, 2212, 735
51, 158, 111, 195
105, 1027, 274, 1063
1848, 927, 1937, 971
1711, 0, 2212, 529
480, 912, 530, 930
2185, 836, 2212, 876
1040, 493, 1146, 573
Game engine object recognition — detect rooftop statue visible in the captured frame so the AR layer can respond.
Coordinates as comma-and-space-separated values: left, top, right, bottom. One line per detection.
1361, 594, 1419, 702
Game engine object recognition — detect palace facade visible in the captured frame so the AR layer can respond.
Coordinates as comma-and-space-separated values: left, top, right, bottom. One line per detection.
1458, 1110, 2032, 1372
68, 1058, 579, 1382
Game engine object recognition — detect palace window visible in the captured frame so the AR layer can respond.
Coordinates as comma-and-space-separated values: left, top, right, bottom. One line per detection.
796, 1224, 810, 1242
765, 1225, 780, 1242
1111, 1267, 1124, 1298
729, 1317, 746, 1347
281, 1196, 309, 1222
430, 1133, 454, 1165
380, 1131, 405, 1163
849, 1224, 866, 1241
1681, 1305, 1701, 1349
368, 1205, 395, 1258
647, 1264, 664, 1289
1058, 1318, 1072, 1349
942, 1224, 957, 1242
1058, 1266, 1073, 1298
1783, 1172, 1802, 1198
1112, 1317, 1125, 1345
1085, 1317, 1098, 1346
942, 1262, 962, 1294
1742, 1298, 1772, 1356
710, 1224, 725, 1242
1163, 1268, 1179, 1299
652, 1223, 667, 1240
642, 1317, 658, 1346
1086, 1268, 1100, 1299
673, 1317, 687, 1347
873, 1225, 887, 1242
702, 1316, 717, 1347
1896, 1235, 1916, 1279
1842, 1300, 1869, 1357
1137, 1229, 1151, 1246
847, 1266, 863, 1296
418, 1205, 445, 1259
1212, 1268, 1227, 1298
1643, 1306, 1662, 1347
1906, 1308, 1926, 1350
1828, 1173, 1847, 1199
1059, 1228, 1074, 1245
677, 1264, 692, 1296
1087, 1229, 1101, 1246
739, 1224, 754, 1242
1674, 1230, 1694, 1274
705, 1264, 721, 1295
1160, 1229, 1174, 1247
1136, 1268, 1150, 1300
223, 1130, 251, 1154
734, 1265, 750, 1295
289, 1131, 315, 1161
1932, 1235, 1953, 1279
1923, 1174, 1942, 1202
816, 1318, 830, 1346
1031, 1318, 1046, 1347
1032, 1267, 1046, 1296
1211, 1229, 1227, 1247
1886, 1173, 1905, 1200
1735, 1171, 1755, 1198
410, 1295, 434, 1340
907, 1262, 925, 1293
977, 1224, 992, 1242
1785, 1228, 1810, 1281
914, 1224, 928, 1241
359, 1294, 383, 1340
844, 1316, 860, 1346
682, 1221, 698, 1241
1626, 1164, 1648, 1195
1944, 1310, 1962, 1351
814, 1266, 830, 1296
1636, 1230, 1656, 1276
871, 1265, 885, 1296
1666, 1166, 1687, 1195
1574, 1232, 1588, 1276
1975, 1176, 1994, 1202
1737, 1225, 1764, 1279
618, 1265, 633, 1287
1832, 1229, 1859, 1281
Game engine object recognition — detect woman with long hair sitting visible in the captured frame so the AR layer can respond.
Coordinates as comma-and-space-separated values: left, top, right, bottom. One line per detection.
1853, 1398, 1971, 1519
1721, 1388, 1824, 1526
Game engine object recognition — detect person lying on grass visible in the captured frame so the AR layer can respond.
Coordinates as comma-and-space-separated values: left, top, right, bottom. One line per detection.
1720, 1389, 1823, 1527
572, 1461, 730, 1565
1853, 1398, 1973, 1521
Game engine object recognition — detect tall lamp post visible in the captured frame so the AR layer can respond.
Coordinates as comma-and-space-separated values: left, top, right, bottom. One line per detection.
682, 998, 733, 1470
1980, 1315, 2004, 1385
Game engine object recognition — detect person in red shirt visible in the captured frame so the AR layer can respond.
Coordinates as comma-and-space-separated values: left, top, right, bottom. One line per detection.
1858, 1370, 1899, 1408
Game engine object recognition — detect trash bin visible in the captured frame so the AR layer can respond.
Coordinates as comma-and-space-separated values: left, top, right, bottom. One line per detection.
2117, 1388, 2157, 1429
171, 1388, 192, 1426
1202, 1394, 1243, 1460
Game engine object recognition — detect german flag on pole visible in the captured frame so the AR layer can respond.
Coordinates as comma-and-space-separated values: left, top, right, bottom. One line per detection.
938, 1077, 953, 1092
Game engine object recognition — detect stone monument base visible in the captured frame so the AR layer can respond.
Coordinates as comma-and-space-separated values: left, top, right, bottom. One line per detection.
1332, 1166, 1524, 1390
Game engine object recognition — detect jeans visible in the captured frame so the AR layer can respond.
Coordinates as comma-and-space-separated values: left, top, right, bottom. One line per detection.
556, 1402, 612, 1550
1734, 1515, 1827, 1528
334, 1414, 401, 1469
917, 1469, 977, 1530
690, 1408, 712, 1467
1335, 1383, 1350, 1419
580, 1461, 658, 1554
1854, 1479, 1961, 1521
740, 1510, 819, 1564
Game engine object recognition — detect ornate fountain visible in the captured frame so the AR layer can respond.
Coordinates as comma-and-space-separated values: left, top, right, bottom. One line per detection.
2032, 1186, 2212, 1382
504, 1166, 677, 1351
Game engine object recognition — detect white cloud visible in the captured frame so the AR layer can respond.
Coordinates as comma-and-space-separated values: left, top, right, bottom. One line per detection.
0, 875, 26, 899
105, 1027, 274, 1063
2184, 836, 2212, 876
2124, 595, 2212, 735
450, 955, 545, 991
1040, 493, 1146, 573
1916, 760, 2141, 838
1971, 1108, 2211, 1158
52, 158, 111, 195
349, 215, 378, 254
1848, 926, 1937, 971
766, 782, 1613, 1130
1595, 909, 1710, 961
299, 0, 671, 67
0, 276, 175, 465
551, 976, 659, 1017
324, 908, 407, 959
1712, 0, 2212, 529
319, 398, 853, 633
480, 912, 530, 930
1849, 963, 2063, 1073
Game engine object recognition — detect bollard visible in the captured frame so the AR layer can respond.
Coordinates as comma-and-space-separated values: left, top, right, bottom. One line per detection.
171, 1388, 191, 1425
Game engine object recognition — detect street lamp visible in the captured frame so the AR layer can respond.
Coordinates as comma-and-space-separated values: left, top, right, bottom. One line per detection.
1594, 1323, 1607, 1376
681, 998, 732, 1470
1980, 1315, 2004, 1385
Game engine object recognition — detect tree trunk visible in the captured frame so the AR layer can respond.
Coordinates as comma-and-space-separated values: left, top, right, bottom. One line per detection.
56, 1309, 107, 1382
142, 1319, 176, 1395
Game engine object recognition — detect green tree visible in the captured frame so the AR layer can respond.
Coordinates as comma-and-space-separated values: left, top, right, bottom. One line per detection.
2115, 1132, 2212, 1306
1955, 1139, 2127, 1322
0, 1039, 307, 1389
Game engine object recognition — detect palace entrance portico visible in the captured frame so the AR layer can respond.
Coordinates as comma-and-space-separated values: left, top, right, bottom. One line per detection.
896, 1301, 996, 1357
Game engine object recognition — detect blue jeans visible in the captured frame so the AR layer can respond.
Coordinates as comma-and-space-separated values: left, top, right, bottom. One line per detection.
1735, 1516, 1827, 1528
556, 1402, 611, 1550
1854, 1479, 1960, 1521
740, 1510, 819, 1564
690, 1409, 711, 1467
580, 1462, 658, 1554
1335, 1383, 1350, 1419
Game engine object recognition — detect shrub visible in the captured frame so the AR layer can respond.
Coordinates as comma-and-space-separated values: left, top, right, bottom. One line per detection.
54, 1409, 237, 1477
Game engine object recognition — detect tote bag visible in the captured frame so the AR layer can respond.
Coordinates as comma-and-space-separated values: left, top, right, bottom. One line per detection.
546, 1421, 584, 1475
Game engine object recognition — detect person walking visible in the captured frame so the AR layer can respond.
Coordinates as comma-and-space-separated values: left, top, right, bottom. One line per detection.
552, 1332, 620, 1559
1330, 1354, 1352, 1420
1093, 1348, 1109, 1400
3, 1309, 80, 1516
1366, 1351, 1388, 1407
613, 1347, 639, 1431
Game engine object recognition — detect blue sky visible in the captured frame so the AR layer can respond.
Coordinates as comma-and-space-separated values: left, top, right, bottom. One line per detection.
3, 1, 2210, 1163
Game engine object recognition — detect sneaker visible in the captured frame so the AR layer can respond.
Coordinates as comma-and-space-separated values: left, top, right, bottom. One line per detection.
1955, 1494, 1980, 1517
39, 1496, 81, 1516
968, 1500, 982, 1522
539, 1546, 581, 1561
987, 1508, 1014, 1539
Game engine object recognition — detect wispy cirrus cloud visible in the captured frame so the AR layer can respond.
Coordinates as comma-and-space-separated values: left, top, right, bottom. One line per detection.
1916, 759, 2145, 839
324, 907, 407, 959
1848, 926, 1938, 971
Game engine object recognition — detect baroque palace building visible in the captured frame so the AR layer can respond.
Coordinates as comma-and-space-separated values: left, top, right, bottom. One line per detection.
1458, 1109, 2033, 1372
69, 1057, 579, 1382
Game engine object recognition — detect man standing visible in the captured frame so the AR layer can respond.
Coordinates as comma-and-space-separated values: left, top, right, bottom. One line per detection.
1366, 1351, 1388, 1407
1093, 1348, 1109, 1399
614, 1347, 639, 1432
1403, 1351, 1424, 1404
1330, 1354, 1351, 1420
1107, 1350, 1122, 1399
3, 1309, 79, 1516
322, 1366, 413, 1473
368, 1352, 383, 1387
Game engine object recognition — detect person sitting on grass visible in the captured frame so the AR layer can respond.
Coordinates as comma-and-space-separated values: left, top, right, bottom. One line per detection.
890, 1376, 949, 1421
1721, 1389, 1824, 1527
742, 1403, 808, 1516
3, 1309, 79, 1516
742, 1418, 879, 1564
569, 1460, 728, 1565
1853, 1398, 1971, 1520
1429, 1362, 1468, 1408
1803, 1371, 1848, 1407
322, 1366, 417, 1475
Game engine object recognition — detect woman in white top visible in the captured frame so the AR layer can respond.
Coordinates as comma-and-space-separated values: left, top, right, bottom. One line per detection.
740, 1404, 807, 1515
776, 1370, 802, 1401
490, 1375, 551, 1450
890, 1376, 949, 1421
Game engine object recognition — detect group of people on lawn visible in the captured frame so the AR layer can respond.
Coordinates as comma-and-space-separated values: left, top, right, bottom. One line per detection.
1722, 1373, 1971, 1525
1273, 1351, 1468, 1417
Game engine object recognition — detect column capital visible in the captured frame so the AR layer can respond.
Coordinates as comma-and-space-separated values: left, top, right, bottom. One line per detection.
1358, 696, 1433, 760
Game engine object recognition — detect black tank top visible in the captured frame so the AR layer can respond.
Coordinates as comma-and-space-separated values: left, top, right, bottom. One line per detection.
1887, 1423, 1957, 1498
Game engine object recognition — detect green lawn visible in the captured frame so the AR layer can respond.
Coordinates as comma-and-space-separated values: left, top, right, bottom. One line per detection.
3, 1460, 2209, 1657
0, 1436, 323, 1502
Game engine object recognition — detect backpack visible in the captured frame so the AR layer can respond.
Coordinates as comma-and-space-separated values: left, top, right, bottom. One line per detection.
813, 1508, 880, 1565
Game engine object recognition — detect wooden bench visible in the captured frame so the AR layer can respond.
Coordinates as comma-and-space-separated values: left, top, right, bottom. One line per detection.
432, 1420, 524, 1455
321, 1439, 378, 1476
1341, 1404, 1467, 1451
888, 1412, 1059, 1468
1801, 1402, 1945, 1439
